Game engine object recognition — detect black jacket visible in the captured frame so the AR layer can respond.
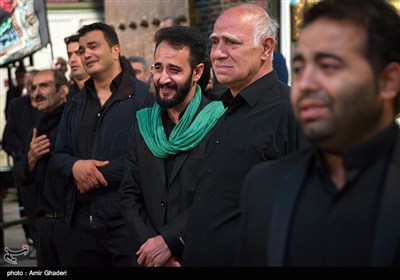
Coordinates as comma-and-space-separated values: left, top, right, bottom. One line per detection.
119, 96, 212, 260
15, 104, 67, 215
53, 61, 154, 228
2, 95, 42, 159
237, 124, 400, 266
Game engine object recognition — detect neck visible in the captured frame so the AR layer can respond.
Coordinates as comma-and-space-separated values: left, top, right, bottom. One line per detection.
167, 86, 197, 124
75, 77, 89, 89
229, 64, 272, 97
321, 151, 346, 190
93, 62, 122, 91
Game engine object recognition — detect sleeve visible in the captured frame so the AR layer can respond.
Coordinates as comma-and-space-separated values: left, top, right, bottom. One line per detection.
119, 118, 158, 251
53, 102, 80, 178
2, 101, 22, 158
159, 210, 189, 261
13, 130, 35, 186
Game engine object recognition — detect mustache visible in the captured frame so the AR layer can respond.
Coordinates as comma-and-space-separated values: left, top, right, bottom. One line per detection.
35, 94, 46, 102
159, 82, 178, 91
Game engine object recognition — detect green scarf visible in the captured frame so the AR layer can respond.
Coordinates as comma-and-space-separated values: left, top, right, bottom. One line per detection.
137, 85, 225, 158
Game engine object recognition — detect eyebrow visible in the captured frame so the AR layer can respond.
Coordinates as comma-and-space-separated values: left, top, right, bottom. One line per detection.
292, 52, 344, 63
37, 80, 54, 86
210, 33, 240, 42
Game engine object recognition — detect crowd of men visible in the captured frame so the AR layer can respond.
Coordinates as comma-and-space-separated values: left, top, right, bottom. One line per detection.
1, 0, 400, 268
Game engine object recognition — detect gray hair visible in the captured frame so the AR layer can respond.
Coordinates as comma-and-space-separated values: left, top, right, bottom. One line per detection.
253, 11, 278, 47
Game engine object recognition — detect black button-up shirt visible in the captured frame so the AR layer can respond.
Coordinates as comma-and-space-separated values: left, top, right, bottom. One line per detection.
182, 71, 306, 266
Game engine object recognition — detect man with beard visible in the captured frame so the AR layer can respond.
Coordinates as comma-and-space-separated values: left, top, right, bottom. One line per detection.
54, 22, 154, 267
119, 26, 225, 267
237, 0, 400, 266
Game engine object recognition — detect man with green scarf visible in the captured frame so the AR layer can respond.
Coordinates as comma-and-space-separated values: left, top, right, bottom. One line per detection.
119, 26, 225, 267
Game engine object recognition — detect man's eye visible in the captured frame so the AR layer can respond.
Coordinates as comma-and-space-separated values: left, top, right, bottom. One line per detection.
169, 68, 179, 74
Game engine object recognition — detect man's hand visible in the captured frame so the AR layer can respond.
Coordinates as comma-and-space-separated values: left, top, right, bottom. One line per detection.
72, 159, 109, 193
136, 235, 172, 267
27, 128, 51, 172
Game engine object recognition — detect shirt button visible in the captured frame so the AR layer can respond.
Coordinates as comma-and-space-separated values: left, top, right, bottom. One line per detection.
161, 200, 166, 207
97, 113, 101, 117
216, 140, 220, 144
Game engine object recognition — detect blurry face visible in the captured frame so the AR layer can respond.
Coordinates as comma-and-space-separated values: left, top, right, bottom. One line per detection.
55, 58, 68, 74
67, 41, 88, 82
15, 71, 26, 88
291, 18, 383, 152
130, 61, 148, 83
25, 73, 38, 108
31, 71, 65, 113
152, 41, 201, 109
210, 9, 266, 93
206, 68, 214, 91
78, 30, 119, 77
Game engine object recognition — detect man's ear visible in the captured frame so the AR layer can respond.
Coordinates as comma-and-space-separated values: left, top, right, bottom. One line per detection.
261, 37, 275, 62
112, 44, 121, 61
380, 62, 400, 102
193, 63, 205, 82
59, 85, 69, 98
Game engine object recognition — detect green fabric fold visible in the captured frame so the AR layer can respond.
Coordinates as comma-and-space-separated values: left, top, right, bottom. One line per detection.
137, 85, 225, 158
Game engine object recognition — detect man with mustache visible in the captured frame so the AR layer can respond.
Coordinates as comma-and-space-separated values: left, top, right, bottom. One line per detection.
53, 22, 154, 266
14, 69, 73, 266
237, 0, 400, 266
119, 26, 224, 267
2, 69, 42, 259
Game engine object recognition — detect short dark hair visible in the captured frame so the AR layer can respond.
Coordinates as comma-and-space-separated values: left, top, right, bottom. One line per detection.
15, 64, 26, 75
128, 56, 148, 71
64, 34, 80, 45
154, 26, 210, 91
77, 22, 119, 48
161, 16, 178, 26
52, 69, 69, 92
303, 0, 400, 115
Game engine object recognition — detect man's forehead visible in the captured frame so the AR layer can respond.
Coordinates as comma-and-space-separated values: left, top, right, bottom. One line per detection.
210, 32, 240, 41
34, 72, 53, 83
79, 30, 104, 41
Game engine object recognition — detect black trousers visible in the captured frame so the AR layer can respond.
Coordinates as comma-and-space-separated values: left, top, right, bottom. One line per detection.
69, 210, 137, 267
35, 215, 75, 267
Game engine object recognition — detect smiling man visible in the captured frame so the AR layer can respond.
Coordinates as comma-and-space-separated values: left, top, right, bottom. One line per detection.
53, 22, 154, 267
119, 26, 225, 267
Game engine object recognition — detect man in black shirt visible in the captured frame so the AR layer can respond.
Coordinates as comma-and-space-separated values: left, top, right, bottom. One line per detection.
64, 34, 90, 100
181, 4, 306, 266
5, 64, 26, 119
237, 0, 400, 266
15, 69, 72, 266
54, 22, 154, 267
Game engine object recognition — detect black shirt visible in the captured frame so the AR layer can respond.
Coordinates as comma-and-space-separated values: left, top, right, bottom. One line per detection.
77, 72, 122, 203
182, 71, 305, 266
78, 72, 122, 158
287, 124, 397, 266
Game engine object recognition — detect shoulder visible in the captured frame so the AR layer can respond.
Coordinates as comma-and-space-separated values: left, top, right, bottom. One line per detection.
131, 77, 155, 107
246, 148, 313, 184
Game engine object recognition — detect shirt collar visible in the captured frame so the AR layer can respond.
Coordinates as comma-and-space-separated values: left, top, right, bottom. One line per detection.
221, 70, 279, 113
